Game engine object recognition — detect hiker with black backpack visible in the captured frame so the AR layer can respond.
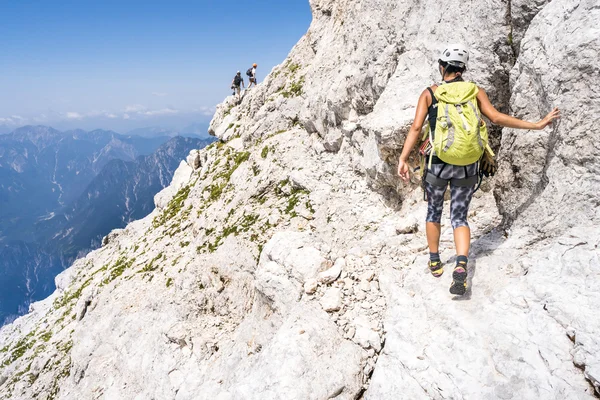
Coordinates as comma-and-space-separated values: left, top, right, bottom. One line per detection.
231, 71, 245, 100
247, 63, 258, 88
397, 44, 560, 296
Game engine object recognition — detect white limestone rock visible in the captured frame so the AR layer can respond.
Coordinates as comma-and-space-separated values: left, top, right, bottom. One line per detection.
394, 215, 419, 235
261, 231, 327, 283
176, 305, 364, 400
317, 257, 344, 284
186, 149, 202, 170
226, 137, 244, 152
360, 270, 375, 282
321, 288, 342, 312
322, 129, 344, 153
154, 160, 193, 209
353, 317, 381, 352
101, 228, 125, 246
303, 279, 318, 295
255, 261, 302, 312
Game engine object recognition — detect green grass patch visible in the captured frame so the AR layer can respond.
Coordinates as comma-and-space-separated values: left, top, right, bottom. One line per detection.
53, 276, 93, 310
102, 257, 136, 285
204, 150, 251, 203
199, 212, 260, 253
261, 146, 270, 158
47, 356, 72, 400
281, 76, 305, 98
222, 103, 235, 117
238, 213, 259, 231
171, 256, 182, 266
40, 331, 53, 343
288, 63, 301, 74
274, 179, 312, 217
137, 253, 163, 274
2, 330, 37, 367
153, 185, 191, 228
207, 183, 225, 202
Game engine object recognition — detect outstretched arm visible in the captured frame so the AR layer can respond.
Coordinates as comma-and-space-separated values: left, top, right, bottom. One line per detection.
397, 89, 430, 182
477, 87, 560, 130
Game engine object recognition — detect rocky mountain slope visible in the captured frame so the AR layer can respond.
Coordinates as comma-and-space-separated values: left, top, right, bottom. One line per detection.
0, 0, 599, 399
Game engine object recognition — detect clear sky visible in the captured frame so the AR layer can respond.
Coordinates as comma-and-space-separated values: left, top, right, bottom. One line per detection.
0, 0, 312, 133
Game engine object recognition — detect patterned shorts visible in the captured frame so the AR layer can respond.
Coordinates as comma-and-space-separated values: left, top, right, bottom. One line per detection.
425, 162, 477, 229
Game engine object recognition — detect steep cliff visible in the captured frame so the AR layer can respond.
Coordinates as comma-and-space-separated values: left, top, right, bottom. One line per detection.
1, 0, 598, 399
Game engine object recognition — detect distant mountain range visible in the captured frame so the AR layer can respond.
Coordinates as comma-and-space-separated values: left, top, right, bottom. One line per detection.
0, 126, 168, 242
39, 136, 213, 260
0, 126, 214, 325
126, 123, 210, 139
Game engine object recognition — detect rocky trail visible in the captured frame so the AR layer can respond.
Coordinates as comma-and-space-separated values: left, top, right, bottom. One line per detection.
369, 195, 599, 399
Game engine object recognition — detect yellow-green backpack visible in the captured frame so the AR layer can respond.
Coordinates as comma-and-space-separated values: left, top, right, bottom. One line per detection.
429, 81, 492, 167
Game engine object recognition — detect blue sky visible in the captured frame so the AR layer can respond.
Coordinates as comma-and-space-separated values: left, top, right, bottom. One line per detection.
0, 0, 312, 133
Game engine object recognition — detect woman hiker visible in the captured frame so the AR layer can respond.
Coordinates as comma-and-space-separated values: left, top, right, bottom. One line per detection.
397, 44, 560, 295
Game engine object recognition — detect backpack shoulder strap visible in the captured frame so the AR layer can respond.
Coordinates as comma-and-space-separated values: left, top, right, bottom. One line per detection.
426, 87, 437, 106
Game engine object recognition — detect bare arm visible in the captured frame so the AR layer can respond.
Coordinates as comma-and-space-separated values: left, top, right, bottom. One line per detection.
477, 87, 560, 130
397, 89, 430, 182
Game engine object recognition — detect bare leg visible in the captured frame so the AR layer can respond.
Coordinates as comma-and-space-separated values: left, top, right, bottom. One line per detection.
453, 226, 470, 256
426, 222, 442, 253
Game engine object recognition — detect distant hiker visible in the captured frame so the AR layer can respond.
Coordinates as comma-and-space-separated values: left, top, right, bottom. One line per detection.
397, 44, 560, 296
231, 71, 245, 100
247, 63, 258, 88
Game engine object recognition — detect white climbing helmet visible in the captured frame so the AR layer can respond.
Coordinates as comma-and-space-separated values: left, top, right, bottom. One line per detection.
439, 44, 469, 69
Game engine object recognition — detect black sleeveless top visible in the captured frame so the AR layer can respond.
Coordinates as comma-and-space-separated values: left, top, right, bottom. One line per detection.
426, 87, 438, 133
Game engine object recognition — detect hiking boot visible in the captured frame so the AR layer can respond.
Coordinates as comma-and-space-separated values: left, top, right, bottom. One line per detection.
449, 262, 468, 295
428, 260, 444, 278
